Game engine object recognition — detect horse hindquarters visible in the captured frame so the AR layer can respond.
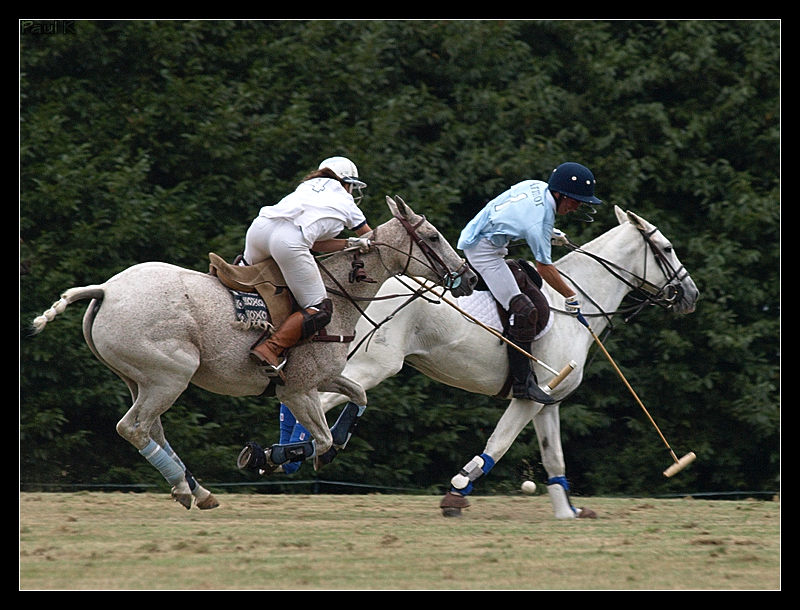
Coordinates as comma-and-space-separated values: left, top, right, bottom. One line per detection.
88, 266, 219, 509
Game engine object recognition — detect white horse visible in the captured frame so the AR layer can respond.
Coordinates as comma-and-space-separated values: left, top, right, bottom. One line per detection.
30, 196, 477, 510
313, 206, 699, 519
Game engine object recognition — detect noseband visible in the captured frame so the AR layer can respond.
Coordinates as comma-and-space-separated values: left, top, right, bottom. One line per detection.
562, 226, 687, 322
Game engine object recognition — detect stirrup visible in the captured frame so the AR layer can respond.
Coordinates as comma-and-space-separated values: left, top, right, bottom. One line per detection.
249, 350, 287, 371
512, 379, 558, 404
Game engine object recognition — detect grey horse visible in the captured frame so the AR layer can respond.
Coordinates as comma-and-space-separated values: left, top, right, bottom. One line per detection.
31, 196, 476, 510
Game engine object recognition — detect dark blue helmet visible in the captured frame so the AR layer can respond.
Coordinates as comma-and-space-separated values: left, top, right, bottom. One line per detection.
548, 162, 602, 204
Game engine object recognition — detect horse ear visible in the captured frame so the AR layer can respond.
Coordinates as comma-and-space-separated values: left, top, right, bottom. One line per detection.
386, 195, 399, 216
625, 210, 652, 232
614, 205, 628, 225
386, 195, 414, 219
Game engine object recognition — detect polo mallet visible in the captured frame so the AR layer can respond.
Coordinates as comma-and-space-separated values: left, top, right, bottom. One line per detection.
576, 314, 696, 477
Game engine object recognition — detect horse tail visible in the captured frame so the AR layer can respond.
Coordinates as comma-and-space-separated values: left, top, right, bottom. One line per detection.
31, 285, 105, 335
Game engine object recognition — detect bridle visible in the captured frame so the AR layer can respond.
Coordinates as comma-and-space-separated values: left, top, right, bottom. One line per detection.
558, 226, 688, 326
391, 214, 471, 291
316, 212, 472, 356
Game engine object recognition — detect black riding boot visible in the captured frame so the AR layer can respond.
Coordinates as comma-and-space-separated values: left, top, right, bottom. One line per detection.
507, 340, 558, 404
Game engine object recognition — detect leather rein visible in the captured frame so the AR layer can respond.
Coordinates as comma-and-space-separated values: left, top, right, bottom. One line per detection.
316, 213, 471, 357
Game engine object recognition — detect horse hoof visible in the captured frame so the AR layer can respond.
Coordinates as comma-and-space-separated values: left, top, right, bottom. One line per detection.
577, 507, 597, 519
440, 491, 469, 517
172, 492, 193, 510
196, 493, 220, 510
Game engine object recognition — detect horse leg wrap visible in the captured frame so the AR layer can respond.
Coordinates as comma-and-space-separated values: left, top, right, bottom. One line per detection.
450, 453, 495, 495
140, 439, 185, 487
269, 440, 316, 467
547, 476, 578, 519
330, 401, 366, 449
162, 441, 197, 491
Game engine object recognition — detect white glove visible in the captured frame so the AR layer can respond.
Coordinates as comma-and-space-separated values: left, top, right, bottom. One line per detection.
346, 237, 372, 253
564, 295, 581, 316
551, 229, 569, 247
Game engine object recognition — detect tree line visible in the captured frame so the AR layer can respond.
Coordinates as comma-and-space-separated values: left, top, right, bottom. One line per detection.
20, 20, 780, 496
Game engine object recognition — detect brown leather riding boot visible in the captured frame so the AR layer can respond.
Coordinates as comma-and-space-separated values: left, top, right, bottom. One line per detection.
250, 310, 306, 379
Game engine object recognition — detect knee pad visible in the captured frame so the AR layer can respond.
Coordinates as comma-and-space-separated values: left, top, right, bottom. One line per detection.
507, 293, 538, 342
300, 298, 333, 339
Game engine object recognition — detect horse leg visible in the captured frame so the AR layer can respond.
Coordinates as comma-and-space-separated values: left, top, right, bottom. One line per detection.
275, 388, 335, 469
149, 418, 219, 510
532, 404, 596, 519
318, 374, 368, 407
115, 378, 204, 510
441, 398, 537, 516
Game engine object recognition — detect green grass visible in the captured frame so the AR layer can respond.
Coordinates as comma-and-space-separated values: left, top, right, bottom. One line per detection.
19, 492, 780, 590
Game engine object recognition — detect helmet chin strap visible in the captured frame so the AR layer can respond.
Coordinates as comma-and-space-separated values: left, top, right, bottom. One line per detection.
576, 203, 597, 222
555, 192, 596, 223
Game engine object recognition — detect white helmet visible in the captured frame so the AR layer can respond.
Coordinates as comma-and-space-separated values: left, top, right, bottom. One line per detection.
318, 156, 367, 190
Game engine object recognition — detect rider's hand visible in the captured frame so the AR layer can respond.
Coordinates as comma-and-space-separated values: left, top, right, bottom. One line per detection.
564, 295, 581, 316
551, 229, 570, 247
346, 237, 372, 253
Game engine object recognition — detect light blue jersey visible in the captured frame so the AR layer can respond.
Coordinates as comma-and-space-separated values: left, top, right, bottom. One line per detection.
457, 180, 556, 264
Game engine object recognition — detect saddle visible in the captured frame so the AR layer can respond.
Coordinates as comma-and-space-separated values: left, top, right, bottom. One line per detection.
208, 252, 295, 329
474, 259, 551, 337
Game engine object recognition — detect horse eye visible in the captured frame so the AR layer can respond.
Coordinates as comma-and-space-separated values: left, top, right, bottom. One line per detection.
428, 234, 440, 242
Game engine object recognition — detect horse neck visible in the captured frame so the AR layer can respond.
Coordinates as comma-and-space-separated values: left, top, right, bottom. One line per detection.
555, 223, 644, 330
319, 243, 402, 332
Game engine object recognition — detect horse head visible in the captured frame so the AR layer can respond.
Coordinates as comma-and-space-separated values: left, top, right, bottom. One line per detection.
381, 196, 477, 297
614, 205, 699, 314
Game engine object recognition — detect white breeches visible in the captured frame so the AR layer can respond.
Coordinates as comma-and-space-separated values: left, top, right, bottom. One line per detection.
463, 238, 521, 310
244, 218, 326, 309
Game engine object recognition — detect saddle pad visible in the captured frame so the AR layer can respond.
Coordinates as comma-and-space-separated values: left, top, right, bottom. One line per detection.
230, 290, 271, 330
456, 290, 554, 341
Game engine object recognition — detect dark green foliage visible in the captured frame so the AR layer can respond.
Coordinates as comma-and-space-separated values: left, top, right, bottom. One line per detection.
20, 20, 779, 495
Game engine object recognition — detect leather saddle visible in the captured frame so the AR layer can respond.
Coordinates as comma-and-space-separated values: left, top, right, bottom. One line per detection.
208, 253, 295, 329
475, 258, 551, 336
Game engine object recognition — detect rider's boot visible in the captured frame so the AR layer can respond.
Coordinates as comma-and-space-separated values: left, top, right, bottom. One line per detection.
250, 310, 306, 380
250, 298, 333, 381
506, 294, 557, 405
507, 342, 558, 404
250, 299, 333, 381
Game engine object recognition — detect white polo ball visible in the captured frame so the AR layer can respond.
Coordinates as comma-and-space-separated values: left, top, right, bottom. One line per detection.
521, 480, 537, 495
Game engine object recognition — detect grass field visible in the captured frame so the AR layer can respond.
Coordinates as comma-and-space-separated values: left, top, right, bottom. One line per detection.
19, 491, 780, 590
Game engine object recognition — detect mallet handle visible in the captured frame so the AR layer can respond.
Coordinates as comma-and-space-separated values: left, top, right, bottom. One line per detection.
547, 360, 577, 390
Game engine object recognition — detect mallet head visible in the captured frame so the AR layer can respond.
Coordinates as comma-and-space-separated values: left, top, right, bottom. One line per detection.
663, 452, 696, 477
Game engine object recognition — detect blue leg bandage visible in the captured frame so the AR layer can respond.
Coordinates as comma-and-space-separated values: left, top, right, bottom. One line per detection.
279, 404, 296, 444
280, 404, 310, 474
140, 439, 185, 487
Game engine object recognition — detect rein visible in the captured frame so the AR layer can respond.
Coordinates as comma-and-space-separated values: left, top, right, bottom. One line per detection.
315, 212, 470, 358
554, 227, 686, 327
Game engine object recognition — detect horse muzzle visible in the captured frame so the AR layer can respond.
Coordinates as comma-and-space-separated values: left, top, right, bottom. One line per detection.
445, 264, 477, 297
